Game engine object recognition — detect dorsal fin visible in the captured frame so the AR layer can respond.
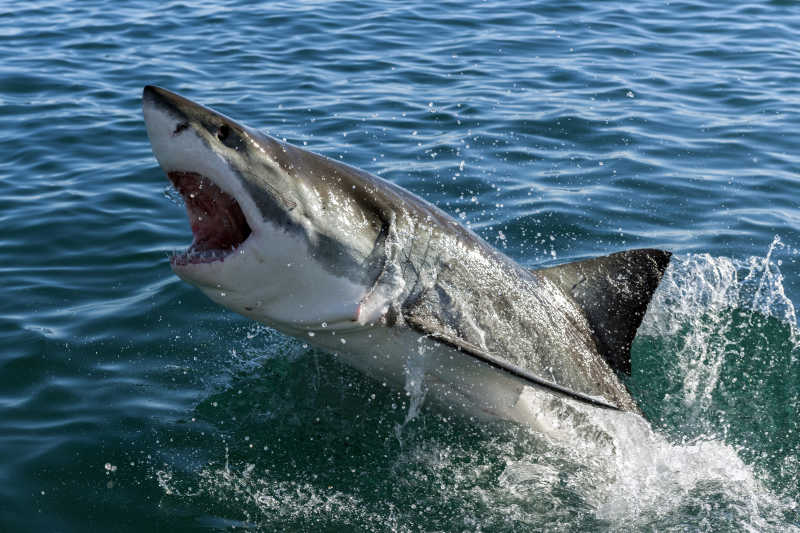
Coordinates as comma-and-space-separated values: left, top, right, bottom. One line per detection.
536, 249, 671, 376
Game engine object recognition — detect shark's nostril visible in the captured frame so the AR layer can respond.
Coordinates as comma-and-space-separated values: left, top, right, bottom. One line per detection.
173, 122, 189, 136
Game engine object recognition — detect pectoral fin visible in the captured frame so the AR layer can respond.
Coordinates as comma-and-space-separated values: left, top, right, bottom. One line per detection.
404, 311, 622, 411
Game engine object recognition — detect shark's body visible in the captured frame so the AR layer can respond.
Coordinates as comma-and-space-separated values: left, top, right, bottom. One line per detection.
142, 86, 670, 427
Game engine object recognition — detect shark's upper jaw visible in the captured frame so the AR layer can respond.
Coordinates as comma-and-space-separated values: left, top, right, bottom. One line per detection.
167, 170, 252, 266
142, 85, 257, 268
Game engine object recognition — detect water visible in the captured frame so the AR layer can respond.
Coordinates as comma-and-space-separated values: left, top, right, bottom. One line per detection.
1, 1, 799, 530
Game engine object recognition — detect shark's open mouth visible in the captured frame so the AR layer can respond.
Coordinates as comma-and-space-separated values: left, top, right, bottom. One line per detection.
168, 171, 252, 265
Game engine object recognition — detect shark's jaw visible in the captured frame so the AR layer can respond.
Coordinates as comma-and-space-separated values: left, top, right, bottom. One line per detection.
142, 85, 263, 284
166, 170, 252, 266
142, 85, 378, 331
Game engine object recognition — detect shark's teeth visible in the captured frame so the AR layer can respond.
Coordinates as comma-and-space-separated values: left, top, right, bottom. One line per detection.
165, 170, 252, 268
169, 248, 229, 266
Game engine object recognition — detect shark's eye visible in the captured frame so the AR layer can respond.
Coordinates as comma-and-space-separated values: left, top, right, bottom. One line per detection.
216, 124, 241, 150
217, 124, 231, 143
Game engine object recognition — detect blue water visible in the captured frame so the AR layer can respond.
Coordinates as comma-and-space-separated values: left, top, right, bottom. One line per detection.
2, 1, 799, 530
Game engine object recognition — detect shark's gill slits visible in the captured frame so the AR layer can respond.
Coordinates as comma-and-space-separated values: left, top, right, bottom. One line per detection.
168, 171, 251, 265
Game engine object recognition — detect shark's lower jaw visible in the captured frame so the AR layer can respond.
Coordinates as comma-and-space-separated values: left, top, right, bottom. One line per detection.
167, 171, 252, 266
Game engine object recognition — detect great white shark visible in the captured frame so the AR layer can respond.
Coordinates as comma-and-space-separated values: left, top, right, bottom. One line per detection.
142, 85, 670, 427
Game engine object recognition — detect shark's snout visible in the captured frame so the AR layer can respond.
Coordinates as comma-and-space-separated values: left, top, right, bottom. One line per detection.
142, 85, 194, 118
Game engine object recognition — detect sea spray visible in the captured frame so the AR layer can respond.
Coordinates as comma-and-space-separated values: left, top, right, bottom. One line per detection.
394, 339, 430, 445
640, 238, 800, 421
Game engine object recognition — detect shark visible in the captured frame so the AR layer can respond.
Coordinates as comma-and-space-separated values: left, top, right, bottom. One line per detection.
142, 85, 670, 427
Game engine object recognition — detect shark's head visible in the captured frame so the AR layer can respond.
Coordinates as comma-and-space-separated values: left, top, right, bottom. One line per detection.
142, 86, 395, 332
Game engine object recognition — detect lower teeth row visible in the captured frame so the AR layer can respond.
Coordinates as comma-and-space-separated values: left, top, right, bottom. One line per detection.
190, 249, 226, 260
169, 249, 228, 263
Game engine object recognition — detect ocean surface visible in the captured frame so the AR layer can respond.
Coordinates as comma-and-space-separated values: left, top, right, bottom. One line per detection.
1, 1, 799, 531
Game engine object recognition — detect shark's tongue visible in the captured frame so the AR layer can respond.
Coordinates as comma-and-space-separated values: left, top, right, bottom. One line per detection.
168, 171, 251, 264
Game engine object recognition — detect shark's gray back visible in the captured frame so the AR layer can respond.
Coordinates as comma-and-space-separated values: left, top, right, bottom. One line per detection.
278, 135, 665, 412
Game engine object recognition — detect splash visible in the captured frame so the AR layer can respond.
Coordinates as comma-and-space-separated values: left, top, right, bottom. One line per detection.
156, 461, 409, 532
743, 236, 799, 342
394, 340, 429, 444
548, 408, 793, 531
493, 392, 796, 531
640, 236, 800, 413
578, 237, 800, 530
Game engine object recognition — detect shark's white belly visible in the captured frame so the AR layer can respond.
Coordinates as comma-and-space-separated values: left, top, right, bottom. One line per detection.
306, 324, 576, 431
